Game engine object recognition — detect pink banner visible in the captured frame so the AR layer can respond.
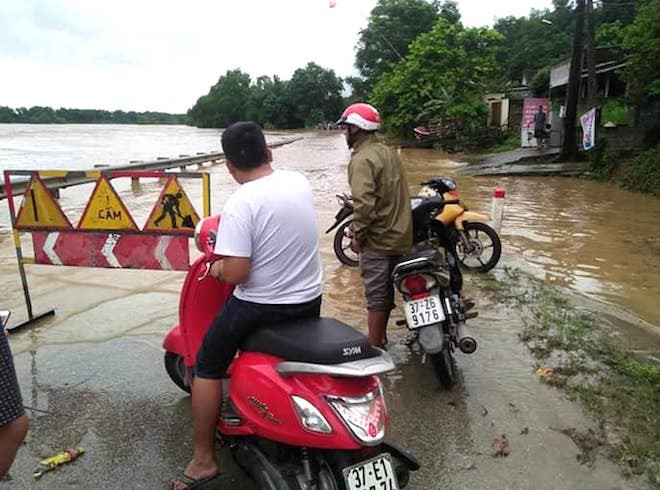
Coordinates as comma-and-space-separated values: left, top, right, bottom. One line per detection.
522, 98, 550, 129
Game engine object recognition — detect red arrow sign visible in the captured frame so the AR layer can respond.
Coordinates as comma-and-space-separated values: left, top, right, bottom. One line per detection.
32, 232, 190, 271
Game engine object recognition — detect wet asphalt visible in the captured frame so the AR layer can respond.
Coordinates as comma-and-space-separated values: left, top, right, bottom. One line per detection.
1, 132, 655, 489
1, 280, 646, 490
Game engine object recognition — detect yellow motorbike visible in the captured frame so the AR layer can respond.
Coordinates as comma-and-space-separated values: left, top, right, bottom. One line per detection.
328, 176, 501, 272
418, 176, 501, 272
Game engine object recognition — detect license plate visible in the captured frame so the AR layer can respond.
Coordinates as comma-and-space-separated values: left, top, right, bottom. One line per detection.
343, 454, 399, 490
404, 295, 445, 329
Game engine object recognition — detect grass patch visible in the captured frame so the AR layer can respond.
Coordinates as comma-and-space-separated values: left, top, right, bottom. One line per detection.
600, 100, 629, 127
620, 145, 660, 197
475, 268, 660, 488
489, 134, 520, 153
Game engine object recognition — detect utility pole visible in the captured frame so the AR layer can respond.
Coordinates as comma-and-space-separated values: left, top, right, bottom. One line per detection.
586, 0, 598, 109
559, 0, 586, 162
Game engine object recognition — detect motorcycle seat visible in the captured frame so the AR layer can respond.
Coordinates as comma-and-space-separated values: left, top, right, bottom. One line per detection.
393, 248, 442, 276
240, 317, 380, 365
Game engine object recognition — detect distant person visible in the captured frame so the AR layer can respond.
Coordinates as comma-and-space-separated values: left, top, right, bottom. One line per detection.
533, 106, 547, 150
336, 102, 413, 348
0, 314, 29, 478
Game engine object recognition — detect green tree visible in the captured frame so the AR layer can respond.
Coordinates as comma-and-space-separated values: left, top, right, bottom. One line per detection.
0, 106, 18, 123
247, 75, 293, 128
370, 17, 501, 137
287, 62, 343, 127
189, 69, 252, 128
354, 0, 441, 93
623, 0, 660, 103
494, 0, 573, 85
596, 21, 626, 46
531, 68, 550, 97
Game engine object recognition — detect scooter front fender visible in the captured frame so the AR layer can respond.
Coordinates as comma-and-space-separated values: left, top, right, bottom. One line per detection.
163, 324, 184, 356
454, 210, 489, 230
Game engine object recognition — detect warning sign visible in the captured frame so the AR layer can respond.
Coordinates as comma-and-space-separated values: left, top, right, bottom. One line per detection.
15, 176, 73, 230
143, 176, 199, 234
78, 176, 138, 231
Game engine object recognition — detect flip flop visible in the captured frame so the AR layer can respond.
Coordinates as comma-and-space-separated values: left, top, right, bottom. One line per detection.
171, 471, 222, 490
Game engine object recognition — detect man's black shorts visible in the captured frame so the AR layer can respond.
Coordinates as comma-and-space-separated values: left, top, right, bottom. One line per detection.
195, 295, 322, 379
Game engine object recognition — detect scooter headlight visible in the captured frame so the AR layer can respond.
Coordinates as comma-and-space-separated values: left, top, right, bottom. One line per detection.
326, 387, 386, 445
292, 396, 333, 434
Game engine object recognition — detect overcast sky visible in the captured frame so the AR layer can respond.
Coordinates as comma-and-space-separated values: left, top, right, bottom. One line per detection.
0, 0, 553, 113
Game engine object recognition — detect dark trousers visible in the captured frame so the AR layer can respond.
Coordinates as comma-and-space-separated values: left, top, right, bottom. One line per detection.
195, 295, 322, 379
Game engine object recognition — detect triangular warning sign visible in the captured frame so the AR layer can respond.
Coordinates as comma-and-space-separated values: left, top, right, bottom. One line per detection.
77, 176, 138, 231
15, 176, 73, 230
143, 176, 200, 235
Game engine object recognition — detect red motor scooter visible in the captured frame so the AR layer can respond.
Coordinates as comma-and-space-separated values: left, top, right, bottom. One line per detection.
163, 215, 419, 490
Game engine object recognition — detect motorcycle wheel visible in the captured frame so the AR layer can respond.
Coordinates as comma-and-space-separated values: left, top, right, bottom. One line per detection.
430, 348, 456, 389
333, 221, 359, 267
456, 221, 501, 272
164, 352, 191, 394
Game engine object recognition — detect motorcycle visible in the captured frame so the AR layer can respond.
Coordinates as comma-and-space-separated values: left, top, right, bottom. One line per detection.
392, 242, 478, 389
163, 215, 419, 490
398, 193, 479, 388
326, 176, 501, 273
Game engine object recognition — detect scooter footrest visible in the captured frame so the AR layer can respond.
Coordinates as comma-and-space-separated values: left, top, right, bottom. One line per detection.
221, 400, 241, 425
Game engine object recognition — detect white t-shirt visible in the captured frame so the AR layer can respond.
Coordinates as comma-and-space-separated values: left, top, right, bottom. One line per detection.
215, 169, 323, 304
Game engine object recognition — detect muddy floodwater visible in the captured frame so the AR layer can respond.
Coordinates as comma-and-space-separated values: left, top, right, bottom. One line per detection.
0, 125, 657, 489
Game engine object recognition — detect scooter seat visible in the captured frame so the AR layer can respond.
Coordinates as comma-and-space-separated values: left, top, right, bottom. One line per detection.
240, 317, 380, 365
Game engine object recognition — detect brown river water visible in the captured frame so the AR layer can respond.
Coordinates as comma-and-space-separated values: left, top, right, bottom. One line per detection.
0, 126, 659, 345
1, 126, 657, 489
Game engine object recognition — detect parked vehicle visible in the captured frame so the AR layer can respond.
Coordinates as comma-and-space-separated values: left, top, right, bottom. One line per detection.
392, 246, 479, 389
327, 176, 501, 273
163, 215, 419, 490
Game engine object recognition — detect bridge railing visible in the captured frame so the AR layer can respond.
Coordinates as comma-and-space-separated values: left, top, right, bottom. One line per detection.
0, 136, 303, 200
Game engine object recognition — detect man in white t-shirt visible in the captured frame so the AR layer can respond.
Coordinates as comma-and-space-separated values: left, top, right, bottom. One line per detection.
172, 122, 322, 490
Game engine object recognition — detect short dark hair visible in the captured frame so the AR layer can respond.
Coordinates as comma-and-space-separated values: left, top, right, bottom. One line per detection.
221, 121, 267, 170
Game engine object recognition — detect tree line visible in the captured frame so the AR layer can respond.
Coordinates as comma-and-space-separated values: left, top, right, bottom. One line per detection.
0, 106, 188, 125
188, 63, 344, 130
4, 0, 656, 137
189, 0, 657, 139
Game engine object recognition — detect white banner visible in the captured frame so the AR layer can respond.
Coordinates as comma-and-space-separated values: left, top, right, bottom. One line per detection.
580, 108, 597, 151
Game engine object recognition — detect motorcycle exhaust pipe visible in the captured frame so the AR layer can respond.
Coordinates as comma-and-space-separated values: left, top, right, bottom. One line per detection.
456, 321, 477, 354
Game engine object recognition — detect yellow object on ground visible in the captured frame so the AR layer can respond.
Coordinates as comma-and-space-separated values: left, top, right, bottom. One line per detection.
33, 447, 85, 478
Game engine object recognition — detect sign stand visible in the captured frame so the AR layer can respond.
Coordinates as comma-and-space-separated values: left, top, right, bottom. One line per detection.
3, 169, 210, 333
3, 171, 56, 333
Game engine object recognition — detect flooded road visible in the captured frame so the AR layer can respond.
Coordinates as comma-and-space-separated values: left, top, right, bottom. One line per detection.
0, 126, 657, 489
